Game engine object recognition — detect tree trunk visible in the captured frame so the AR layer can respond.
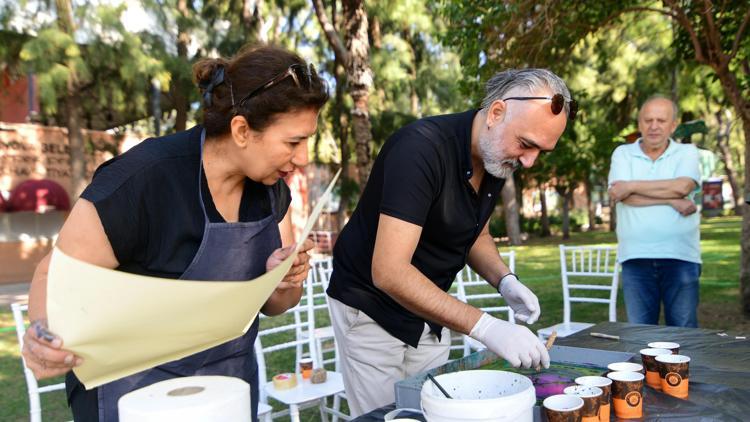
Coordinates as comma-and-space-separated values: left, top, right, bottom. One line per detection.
743, 124, 750, 317
334, 60, 351, 231
313, 0, 374, 190
501, 175, 522, 245
243, 0, 265, 43
584, 178, 596, 231
151, 79, 161, 136
708, 63, 750, 317
554, 185, 572, 240
715, 108, 740, 210
65, 93, 87, 197
539, 185, 550, 237
173, 0, 190, 132
409, 64, 419, 116
403, 30, 420, 117
342, 0, 373, 188
562, 190, 572, 240
740, 117, 750, 317
55, 0, 87, 198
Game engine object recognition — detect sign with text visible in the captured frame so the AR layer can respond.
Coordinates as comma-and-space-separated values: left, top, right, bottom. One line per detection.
0, 123, 119, 197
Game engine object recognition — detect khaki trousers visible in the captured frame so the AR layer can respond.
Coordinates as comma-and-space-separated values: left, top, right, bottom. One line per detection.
328, 297, 450, 417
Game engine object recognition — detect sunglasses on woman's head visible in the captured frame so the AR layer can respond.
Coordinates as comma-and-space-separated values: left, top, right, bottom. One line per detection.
233, 63, 316, 109
501, 93, 578, 120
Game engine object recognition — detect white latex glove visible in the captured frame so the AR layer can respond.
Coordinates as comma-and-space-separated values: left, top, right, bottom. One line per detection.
498, 274, 541, 324
469, 313, 550, 369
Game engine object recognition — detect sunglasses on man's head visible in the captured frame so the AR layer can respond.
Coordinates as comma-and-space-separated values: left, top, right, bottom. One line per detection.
234, 63, 316, 109
501, 93, 578, 120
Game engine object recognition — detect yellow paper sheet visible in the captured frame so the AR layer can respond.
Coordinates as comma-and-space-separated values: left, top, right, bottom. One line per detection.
47, 169, 340, 389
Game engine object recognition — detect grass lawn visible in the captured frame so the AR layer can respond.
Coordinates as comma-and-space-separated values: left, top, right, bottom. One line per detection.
0, 216, 743, 421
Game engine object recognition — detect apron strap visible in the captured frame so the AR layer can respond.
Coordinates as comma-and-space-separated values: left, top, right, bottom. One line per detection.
197, 129, 210, 220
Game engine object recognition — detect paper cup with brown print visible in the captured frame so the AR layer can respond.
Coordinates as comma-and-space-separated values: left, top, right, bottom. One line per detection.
648, 341, 680, 354
543, 394, 583, 422
607, 361, 644, 376
607, 371, 644, 419
656, 354, 690, 399
564, 385, 602, 422
575, 376, 612, 422
640, 348, 672, 390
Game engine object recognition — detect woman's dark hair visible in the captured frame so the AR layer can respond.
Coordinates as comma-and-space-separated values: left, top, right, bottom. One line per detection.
193, 45, 329, 136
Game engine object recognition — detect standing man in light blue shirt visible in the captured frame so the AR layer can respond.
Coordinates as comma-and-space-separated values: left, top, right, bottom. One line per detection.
608, 95, 701, 327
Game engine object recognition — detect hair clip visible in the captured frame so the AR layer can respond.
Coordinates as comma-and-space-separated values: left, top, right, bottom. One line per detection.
199, 67, 225, 107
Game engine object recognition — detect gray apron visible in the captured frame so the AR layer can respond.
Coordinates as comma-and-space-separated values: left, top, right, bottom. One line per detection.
96, 130, 279, 421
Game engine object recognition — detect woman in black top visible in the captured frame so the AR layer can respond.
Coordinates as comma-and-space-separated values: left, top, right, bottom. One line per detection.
22, 45, 328, 422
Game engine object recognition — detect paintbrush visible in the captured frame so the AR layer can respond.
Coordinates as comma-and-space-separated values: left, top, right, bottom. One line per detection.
590, 332, 620, 340
426, 373, 452, 399
535, 330, 557, 371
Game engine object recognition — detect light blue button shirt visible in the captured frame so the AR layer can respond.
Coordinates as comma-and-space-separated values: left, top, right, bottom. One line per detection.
608, 139, 701, 264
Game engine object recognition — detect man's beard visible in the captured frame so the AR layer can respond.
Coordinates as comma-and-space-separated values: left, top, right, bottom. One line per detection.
479, 133, 519, 179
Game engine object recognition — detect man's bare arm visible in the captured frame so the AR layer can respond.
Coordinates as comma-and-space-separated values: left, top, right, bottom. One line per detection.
610, 177, 696, 202
621, 194, 697, 216
621, 194, 674, 207
372, 214, 482, 335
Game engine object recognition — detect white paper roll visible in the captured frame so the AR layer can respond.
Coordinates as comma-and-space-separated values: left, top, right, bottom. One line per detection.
118, 376, 251, 422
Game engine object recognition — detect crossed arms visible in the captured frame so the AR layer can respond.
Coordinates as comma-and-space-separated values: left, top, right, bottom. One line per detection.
608, 177, 698, 216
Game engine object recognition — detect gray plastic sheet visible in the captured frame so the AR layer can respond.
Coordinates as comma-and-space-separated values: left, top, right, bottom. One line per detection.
355, 322, 750, 421
558, 322, 750, 389
557, 322, 750, 421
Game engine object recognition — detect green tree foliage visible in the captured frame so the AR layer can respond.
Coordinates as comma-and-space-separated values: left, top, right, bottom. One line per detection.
440, 0, 641, 99
17, 3, 169, 127
367, 0, 464, 150
442, 0, 750, 314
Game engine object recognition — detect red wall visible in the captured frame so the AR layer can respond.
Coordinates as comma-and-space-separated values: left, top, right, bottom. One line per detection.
1, 70, 38, 123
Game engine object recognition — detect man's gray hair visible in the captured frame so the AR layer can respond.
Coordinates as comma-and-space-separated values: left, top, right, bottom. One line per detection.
640, 94, 679, 121
480, 68, 572, 115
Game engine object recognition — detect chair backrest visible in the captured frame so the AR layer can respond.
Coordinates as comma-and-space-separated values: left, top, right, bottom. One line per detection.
313, 256, 333, 290
310, 257, 340, 370
11, 302, 66, 422
559, 244, 620, 324
454, 251, 516, 320
309, 256, 333, 311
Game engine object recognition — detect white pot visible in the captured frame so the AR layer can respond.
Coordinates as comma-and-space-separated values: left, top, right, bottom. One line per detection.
420, 370, 535, 422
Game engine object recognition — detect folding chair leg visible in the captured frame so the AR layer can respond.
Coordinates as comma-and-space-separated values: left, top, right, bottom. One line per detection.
332, 394, 341, 422
318, 399, 329, 422
290, 404, 301, 422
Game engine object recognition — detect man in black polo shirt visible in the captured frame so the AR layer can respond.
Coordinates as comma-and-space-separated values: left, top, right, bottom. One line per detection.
327, 68, 576, 415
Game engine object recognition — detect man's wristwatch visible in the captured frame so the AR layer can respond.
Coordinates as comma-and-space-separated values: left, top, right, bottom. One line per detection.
496, 272, 518, 295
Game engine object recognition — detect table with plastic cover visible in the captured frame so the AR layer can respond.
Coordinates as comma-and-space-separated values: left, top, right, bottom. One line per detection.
354, 321, 750, 421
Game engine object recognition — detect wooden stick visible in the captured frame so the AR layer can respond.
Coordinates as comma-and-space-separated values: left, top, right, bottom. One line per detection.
590, 332, 620, 340
545, 330, 558, 350
535, 330, 558, 371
